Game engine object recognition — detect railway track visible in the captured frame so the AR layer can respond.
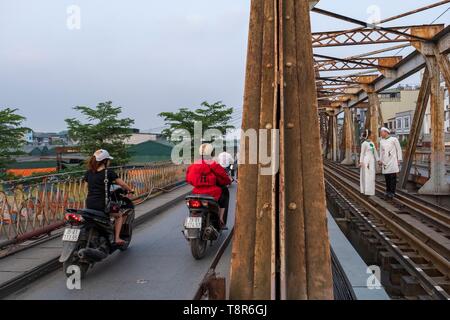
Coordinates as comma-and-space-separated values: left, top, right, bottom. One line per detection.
324, 160, 450, 300
325, 160, 450, 223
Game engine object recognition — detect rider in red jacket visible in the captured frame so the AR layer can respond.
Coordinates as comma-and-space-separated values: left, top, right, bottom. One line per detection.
186, 144, 231, 226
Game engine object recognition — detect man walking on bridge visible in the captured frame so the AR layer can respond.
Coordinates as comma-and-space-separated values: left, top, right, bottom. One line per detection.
379, 127, 403, 200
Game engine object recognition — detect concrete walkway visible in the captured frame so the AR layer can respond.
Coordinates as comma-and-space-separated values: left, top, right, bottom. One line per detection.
327, 212, 390, 300
0, 185, 192, 289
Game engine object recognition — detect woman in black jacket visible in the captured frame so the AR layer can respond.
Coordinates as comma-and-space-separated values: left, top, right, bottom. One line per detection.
84, 149, 134, 245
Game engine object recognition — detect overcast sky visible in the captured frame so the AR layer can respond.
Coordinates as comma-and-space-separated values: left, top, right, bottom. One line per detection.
0, 0, 448, 132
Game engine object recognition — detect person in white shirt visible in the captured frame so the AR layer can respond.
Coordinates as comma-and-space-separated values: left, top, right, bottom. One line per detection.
379, 127, 403, 199
217, 149, 234, 170
359, 129, 379, 196
217, 149, 235, 182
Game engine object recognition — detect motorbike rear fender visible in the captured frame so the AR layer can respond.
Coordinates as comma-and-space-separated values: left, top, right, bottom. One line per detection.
59, 241, 79, 263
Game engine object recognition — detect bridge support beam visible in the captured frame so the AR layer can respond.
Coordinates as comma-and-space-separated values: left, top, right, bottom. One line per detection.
341, 108, 354, 165
319, 112, 328, 156
418, 54, 450, 195
326, 112, 338, 161
230, 0, 333, 300
367, 89, 381, 144
399, 68, 430, 189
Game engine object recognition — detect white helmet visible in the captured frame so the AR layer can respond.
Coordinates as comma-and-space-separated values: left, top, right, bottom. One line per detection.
199, 144, 213, 157
94, 149, 114, 162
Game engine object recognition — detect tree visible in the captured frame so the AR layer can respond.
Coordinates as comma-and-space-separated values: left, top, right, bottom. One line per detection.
159, 101, 235, 140
0, 108, 29, 167
65, 102, 135, 165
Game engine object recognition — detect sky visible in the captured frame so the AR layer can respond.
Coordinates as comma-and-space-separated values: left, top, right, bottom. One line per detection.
0, 0, 448, 132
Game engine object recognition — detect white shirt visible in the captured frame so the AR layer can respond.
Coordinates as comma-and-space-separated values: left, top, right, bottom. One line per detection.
380, 136, 403, 174
217, 152, 234, 168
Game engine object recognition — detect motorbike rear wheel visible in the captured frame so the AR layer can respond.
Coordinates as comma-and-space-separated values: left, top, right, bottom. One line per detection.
190, 238, 208, 260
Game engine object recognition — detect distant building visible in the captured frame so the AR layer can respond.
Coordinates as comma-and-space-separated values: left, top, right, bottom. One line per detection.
30, 131, 73, 146
379, 86, 420, 123
124, 133, 160, 145
128, 139, 174, 164
379, 84, 449, 145
393, 110, 414, 142
24, 130, 34, 144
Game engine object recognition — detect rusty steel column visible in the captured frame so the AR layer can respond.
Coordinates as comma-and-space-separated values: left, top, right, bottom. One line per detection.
331, 113, 338, 162
229, 0, 333, 300
325, 114, 334, 160
229, 0, 264, 300
353, 109, 361, 161
367, 88, 381, 144
419, 56, 450, 195
280, 0, 333, 300
399, 68, 431, 189
319, 112, 328, 156
341, 107, 354, 165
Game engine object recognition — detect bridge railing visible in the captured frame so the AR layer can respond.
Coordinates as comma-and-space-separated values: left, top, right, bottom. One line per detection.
0, 162, 187, 244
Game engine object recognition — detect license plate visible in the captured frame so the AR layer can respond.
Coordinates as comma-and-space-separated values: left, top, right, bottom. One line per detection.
184, 217, 202, 229
62, 228, 81, 242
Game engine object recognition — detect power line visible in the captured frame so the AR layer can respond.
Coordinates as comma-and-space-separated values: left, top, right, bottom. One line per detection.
431, 6, 450, 23
393, 5, 450, 57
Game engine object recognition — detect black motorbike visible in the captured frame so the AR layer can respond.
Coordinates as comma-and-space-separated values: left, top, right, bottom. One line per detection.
59, 187, 135, 278
225, 164, 236, 182
183, 195, 227, 260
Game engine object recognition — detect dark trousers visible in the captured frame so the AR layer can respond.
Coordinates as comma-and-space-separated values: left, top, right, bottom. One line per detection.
384, 173, 397, 195
218, 186, 230, 224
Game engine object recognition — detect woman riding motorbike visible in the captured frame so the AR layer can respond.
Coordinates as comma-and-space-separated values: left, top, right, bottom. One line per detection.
186, 144, 231, 227
84, 149, 134, 246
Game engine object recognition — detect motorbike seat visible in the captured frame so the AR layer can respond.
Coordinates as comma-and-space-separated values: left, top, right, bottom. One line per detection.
80, 209, 110, 221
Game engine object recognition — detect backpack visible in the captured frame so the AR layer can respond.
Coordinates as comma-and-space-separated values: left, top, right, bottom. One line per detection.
190, 161, 217, 187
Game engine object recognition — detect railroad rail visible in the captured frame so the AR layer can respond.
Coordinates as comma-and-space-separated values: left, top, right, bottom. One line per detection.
324, 161, 450, 299
325, 160, 450, 225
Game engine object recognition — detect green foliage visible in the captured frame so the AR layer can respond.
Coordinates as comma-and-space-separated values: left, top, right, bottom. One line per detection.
159, 101, 235, 141
65, 102, 134, 165
0, 108, 29, 167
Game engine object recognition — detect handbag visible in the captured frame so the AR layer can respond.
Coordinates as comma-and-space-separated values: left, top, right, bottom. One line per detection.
104, 168, 121, 215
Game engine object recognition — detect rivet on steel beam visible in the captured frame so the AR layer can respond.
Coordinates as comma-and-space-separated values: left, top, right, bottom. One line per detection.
284, 82, 287, 87
266, 63, 273, 68
288, 202, 297, 211
258, 209, 264, 219
263, 203, 270, 210
265, 123, 273, 130
286, 62, 293, 68
268, 17, 273, 22
287, 123, 294, 129
286, 16, 291, 20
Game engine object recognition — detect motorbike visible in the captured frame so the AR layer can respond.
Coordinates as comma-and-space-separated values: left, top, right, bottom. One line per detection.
225, 164, 236, 182
59, 187, 135, 278
182, 195, 227, 260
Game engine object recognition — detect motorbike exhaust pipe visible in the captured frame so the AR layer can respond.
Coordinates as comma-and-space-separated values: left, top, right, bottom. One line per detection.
204, 226, 219, 240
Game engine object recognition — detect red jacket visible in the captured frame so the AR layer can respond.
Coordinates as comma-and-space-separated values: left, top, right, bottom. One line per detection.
186, 159, 231, 201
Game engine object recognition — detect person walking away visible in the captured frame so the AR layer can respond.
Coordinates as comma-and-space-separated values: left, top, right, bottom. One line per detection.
359, 130, 379, 196
186, 144, 231, 227
379, 127, 403, 199
217, 148, 235, 181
